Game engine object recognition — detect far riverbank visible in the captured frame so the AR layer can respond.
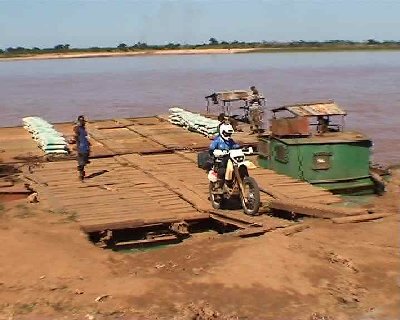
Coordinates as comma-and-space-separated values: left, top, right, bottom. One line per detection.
1, 46, 400, 62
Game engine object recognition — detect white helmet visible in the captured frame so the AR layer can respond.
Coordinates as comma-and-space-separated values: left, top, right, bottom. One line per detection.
219, 123, 234, 140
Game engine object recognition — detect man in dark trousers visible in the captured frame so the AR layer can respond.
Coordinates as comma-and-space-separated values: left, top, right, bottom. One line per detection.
73, 115, 91, 181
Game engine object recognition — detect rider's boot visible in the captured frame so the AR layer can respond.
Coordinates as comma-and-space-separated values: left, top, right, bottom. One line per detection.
213, 179, 224, 194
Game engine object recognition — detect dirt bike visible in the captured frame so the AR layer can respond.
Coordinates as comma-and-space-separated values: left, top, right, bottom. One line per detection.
208, 147, 261, 215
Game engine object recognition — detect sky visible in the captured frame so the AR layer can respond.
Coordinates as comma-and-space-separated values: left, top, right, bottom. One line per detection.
1, 0, 399, 49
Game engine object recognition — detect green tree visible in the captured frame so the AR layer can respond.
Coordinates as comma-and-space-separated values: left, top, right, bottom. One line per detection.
165, 42, 180, 49
367, 39, 380, 45
209, 37, 219, 45
54, 44, 70, 50
117, 43, 129, 51
6, 47, 26, 53
132, 42, 148, 49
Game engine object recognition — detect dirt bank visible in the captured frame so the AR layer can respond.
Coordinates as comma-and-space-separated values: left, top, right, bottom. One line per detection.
0, 48, 257, 62
0, 170, 399, 320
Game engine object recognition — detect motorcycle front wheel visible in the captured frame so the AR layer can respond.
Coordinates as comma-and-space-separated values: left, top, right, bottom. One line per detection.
209, 182, 223, 209
240, 176, 261, 215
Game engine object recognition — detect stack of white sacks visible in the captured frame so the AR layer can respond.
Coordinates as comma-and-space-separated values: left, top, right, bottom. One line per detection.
169, 107, 220, 138
22, 117, 69, 154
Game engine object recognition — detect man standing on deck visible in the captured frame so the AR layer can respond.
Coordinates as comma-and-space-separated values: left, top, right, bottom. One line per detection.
249, 86, 261, 104
248, 86, 263, 134
73, 115, 91, 181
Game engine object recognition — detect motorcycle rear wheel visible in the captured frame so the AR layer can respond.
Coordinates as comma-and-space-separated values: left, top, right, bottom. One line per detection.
240, 176, 261, 215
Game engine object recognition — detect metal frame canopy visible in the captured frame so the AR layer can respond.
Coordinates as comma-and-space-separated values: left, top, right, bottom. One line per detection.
271, 100, 347, 117
205, 90, 265, 115
211, 90, 264, 102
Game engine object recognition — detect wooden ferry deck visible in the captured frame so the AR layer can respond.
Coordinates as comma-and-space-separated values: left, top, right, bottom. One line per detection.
1, 116, 367, 244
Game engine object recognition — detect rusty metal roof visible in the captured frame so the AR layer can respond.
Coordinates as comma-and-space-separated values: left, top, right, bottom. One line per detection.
206, 90, 264, 102
272, 101, 346, 116
217, 90, 250, 101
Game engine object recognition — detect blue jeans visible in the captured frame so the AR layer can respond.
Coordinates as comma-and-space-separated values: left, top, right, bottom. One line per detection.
77, 152, 89, 172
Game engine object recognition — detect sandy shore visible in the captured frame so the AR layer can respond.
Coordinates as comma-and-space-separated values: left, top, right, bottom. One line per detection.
0, 171, 399, 319
0, 48, 258, 62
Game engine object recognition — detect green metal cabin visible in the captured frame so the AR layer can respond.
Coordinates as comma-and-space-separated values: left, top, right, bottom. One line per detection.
257, 101, 376, 194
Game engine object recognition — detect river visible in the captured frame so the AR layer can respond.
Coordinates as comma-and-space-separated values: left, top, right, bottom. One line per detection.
0, 51, 399, 165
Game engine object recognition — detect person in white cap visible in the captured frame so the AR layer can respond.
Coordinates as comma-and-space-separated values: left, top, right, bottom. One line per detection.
209, 123, 240, 189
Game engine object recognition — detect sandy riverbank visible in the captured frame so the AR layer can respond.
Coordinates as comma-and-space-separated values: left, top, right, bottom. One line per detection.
2, 47, 400, 62
0, 170, 399, 319
0, 48, 258, 62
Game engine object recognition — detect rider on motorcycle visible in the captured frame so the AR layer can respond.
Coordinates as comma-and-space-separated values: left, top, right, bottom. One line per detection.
209, 123, 240, 189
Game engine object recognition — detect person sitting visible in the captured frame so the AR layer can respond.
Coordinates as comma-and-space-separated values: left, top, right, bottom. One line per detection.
209, 123, 240, 189
317, 116, 329, 134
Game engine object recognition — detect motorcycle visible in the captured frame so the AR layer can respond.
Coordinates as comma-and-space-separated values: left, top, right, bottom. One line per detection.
208, 147, 261, 215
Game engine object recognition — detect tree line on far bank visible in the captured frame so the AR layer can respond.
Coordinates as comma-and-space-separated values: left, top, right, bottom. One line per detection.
1, 38, 400, 56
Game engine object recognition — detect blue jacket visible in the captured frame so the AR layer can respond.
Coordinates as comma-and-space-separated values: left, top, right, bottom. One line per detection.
75, 126, 90, 153
209, 135, 240, 152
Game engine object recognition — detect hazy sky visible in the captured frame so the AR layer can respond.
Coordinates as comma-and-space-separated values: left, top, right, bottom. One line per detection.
1, 0, 399, 49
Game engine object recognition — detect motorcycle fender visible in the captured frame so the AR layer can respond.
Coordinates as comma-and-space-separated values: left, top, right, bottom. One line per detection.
238, 164, 249, 179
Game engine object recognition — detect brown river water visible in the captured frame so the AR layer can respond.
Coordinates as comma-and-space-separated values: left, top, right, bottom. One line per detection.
0, 51, 399, 165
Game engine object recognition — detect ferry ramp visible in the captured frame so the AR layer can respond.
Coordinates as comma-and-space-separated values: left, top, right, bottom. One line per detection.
14, 116, 367, 246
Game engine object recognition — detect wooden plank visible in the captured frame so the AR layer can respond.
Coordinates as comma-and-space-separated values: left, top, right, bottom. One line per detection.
269, 199, 367, 219
41, 193, 161, 206
259, 186, 288, 200
65, 200, 196, 216
331, 212, 395, 224
0, 186, 31, 194
271, 182, 310, 187
209, 210, 263, 227
78, 210, 199, 223
280, 224, 310, 236
77, 203, 198, 217
76, 207, 198, 220
80, 212, 209, 232
0, 180, 14, 188
169, 187, 210, 212
65, 202, 164, 212
62, 199, 181, 211
111, 235, 180, 248
234, 227, 267, 237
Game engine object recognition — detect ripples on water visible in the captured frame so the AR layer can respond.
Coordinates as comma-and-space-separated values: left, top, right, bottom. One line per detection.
0, 51, 399, 164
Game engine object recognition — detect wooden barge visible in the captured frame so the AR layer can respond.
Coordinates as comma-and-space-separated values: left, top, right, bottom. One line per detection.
258, 101, 387, 194
0, 115, 369, 248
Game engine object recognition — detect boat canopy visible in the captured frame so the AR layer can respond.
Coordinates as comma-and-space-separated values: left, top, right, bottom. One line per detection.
206, 90, 265, 102
271, 100, 346, 117
205, 89, 266, 118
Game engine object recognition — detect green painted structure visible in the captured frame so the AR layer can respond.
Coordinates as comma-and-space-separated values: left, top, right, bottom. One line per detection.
257, 133, 375, 194
257, 101, 378, 195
